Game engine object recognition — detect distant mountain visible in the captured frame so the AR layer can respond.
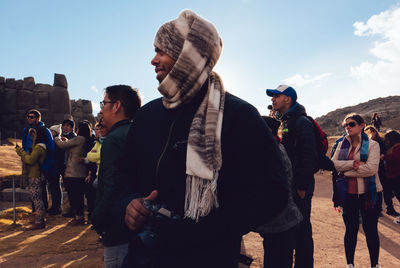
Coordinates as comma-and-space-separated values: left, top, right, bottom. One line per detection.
315, 96, 400, 136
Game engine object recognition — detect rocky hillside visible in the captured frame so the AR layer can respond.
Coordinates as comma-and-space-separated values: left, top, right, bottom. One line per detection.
315, 95, 400, 136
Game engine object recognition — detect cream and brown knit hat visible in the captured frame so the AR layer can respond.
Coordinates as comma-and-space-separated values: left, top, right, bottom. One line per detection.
154, 10, 223, 109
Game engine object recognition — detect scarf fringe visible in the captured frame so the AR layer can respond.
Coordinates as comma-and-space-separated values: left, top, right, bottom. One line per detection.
184, 171, 219, 222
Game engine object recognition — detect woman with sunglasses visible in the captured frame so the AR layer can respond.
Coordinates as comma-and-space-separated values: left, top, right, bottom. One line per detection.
331, 113, 382, 268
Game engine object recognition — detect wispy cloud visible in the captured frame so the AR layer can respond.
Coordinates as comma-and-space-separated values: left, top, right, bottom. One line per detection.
90, 85, 99, 93
351, 5, 400, 87
283, 73, 332, 87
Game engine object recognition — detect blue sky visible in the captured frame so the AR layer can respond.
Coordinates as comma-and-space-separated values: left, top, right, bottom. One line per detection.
1, 0, 400, 118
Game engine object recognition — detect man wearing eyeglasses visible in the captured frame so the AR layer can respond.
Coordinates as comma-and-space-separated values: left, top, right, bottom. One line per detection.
21, 109, 55, 214
90, 85, 141, 268
266, 85, 318, 268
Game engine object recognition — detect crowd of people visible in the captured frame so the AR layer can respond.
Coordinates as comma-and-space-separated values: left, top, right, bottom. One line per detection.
13, 10, 400, 268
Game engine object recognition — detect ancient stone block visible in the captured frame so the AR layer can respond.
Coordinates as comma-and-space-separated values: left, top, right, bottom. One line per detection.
3, 88, 17, 113
49, 86, 71, 114
16, 80, 23, 90
34, 91, 50, 109
0, 87, 4, 114
82, 100, 93, 114
52, 113, 71, 124
0, 114, 21, 132
38, 109, 52, 125
5, 78, 16, 89
0, 76, 5, 85
17, 90, 34, 110
34, 83, 52, 92
23, 77, 35, 90
53, 73, 68, 88
16, 109, 30, 127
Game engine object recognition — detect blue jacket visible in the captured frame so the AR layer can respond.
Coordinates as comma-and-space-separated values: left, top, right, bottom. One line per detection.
22, 121, 55, 174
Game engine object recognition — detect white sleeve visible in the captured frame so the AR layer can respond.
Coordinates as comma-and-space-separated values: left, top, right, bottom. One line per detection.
331, 140, 354, 172
344, 140, 379, 178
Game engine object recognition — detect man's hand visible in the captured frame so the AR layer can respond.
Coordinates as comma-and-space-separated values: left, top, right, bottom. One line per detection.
125, 190, 158, 233
84, 171, 91, 183
297, 189, 306, 199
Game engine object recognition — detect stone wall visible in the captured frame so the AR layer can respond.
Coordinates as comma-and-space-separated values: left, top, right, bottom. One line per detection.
0, 74, 95, 139
71, 99, 95, 126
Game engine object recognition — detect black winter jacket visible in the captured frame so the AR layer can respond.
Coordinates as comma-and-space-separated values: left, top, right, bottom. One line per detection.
91, 119, 132, 246
280, 103, 318, 192
124, 85, 289, 268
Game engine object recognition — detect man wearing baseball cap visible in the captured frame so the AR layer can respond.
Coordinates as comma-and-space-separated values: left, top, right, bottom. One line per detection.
266, 85, 318, 268
122, 10, 289, 268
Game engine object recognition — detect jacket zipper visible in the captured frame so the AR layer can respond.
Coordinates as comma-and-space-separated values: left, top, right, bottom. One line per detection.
155, 119, 176, 187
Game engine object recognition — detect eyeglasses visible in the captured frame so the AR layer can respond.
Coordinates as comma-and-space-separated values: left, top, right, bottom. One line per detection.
344, 122, 357, 128
26, 115, 36, 119
100, 101, 115, 109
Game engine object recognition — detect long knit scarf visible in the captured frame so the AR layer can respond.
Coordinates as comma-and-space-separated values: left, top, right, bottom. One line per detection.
154, 10, 225, 221
184, 72, 225, 221
336, 132, 377, 210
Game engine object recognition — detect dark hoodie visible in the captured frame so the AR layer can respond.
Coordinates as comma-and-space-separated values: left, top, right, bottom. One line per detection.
280, 103, 318, 192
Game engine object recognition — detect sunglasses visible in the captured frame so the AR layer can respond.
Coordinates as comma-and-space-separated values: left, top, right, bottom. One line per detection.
344, 122, 357, 128
26, 115, 36, 119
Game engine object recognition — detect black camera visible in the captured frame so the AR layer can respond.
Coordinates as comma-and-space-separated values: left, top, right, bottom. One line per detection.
137, 200, 181, 249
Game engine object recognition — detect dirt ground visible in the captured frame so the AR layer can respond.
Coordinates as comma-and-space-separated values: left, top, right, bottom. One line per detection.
1, 141, 400, 267
1, 172, 399, 267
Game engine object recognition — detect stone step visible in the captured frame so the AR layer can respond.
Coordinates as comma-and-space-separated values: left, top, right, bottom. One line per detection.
0, 187, 30, 202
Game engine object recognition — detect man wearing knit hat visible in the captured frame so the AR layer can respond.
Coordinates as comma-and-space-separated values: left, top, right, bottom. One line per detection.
123, 10, 289, 268
266, 85, 318, 267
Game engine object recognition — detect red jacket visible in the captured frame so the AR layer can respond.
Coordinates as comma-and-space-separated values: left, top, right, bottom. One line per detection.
384, 143, 400, 179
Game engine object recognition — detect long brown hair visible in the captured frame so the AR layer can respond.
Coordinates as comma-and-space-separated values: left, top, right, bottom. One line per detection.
364, 125, 384, 143
384, 130, 400, 150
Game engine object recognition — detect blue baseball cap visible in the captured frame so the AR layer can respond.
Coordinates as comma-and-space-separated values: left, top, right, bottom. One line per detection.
266, 85, 297, 103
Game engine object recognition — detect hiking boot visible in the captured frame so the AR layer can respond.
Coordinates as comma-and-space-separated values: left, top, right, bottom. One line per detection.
371, 264, 381, 268
386, 207, 400, 217
393, 217, 400, 225
24, 222, 45, 230
346, 264, 354, 268
69, 217, 85, 226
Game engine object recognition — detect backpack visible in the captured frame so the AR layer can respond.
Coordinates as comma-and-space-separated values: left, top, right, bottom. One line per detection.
307, 116, 328, 154
304, 116, 332, 172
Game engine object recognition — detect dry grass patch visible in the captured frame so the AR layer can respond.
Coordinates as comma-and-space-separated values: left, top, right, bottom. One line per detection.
0, 142, 22, 178
0, 206, 31, 230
